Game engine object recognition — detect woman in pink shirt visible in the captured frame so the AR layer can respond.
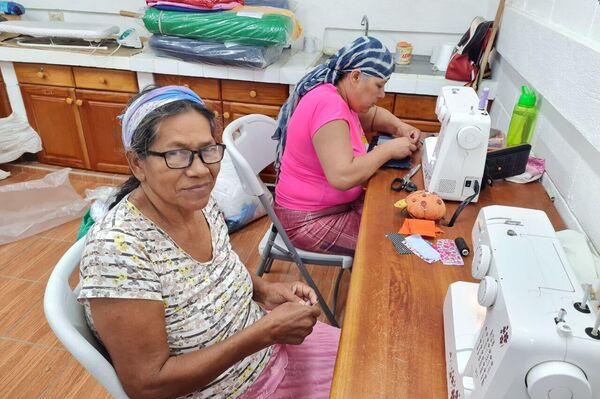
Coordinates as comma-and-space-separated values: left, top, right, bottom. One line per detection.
274, 37, 421, 255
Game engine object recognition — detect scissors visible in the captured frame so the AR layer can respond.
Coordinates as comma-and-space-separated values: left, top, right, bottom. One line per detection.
390, 164, 421, 192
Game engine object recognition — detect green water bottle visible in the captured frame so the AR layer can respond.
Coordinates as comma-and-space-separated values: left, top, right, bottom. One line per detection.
506, 85, 537, 146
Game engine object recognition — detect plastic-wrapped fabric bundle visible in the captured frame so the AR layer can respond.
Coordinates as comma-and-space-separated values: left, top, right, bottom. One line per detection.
231, 6, 301, 39
145, 0, 240, 9
245, 0, 289, 9
149, 35, 284, 68
143, 7, 294, 46
146, 0, 241, 11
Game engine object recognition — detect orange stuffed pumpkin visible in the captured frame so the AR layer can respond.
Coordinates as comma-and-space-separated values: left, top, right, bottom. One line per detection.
405, 190, 446, 220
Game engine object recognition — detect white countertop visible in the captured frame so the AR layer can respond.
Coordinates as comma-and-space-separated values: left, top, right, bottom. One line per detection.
0, 43, 497, 97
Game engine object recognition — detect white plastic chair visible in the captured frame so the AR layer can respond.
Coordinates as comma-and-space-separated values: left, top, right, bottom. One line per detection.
44, 237, 129, 399
222, 114, 353, 327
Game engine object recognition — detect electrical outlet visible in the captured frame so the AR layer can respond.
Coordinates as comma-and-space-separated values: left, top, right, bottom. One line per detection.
48, 11, 64, 22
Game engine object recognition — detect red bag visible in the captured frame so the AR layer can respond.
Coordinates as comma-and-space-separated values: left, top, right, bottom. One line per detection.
446, 17, 494, 83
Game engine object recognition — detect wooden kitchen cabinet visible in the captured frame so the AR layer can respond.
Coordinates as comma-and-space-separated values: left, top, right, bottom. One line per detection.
393, 93, 441, 132
16, 63, 138, 172
77, 89, 133, 173
0, 72, 11, 117
20, 84, 88, 168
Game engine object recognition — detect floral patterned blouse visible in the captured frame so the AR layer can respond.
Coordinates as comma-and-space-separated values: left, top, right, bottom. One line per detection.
78, 195, 272, 398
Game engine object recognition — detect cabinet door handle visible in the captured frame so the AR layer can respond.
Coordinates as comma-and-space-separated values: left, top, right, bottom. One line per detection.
183, 83, 190, 88
36, 69, 45, 79
98, 77, 107, 84
213, 110, 219, 118
65, 97, 73, 105
223, 112, 231, 119
75, 99, 83, 106
249, 90, 257, 98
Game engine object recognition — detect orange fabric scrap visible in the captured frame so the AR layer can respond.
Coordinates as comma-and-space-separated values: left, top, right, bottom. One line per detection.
399, 218, 444, 238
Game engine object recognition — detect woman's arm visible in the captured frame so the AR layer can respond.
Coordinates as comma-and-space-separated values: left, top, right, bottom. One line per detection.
89, 297, 320, 399
359, 106, 421, 143
313, 119, 416, 190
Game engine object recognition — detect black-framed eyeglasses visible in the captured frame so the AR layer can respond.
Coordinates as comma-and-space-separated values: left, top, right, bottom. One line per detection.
146, 144, 226, 169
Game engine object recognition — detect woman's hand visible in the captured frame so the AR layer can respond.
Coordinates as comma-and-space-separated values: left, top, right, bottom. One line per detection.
382, 136, 418, 160
255, 281, 318, 310
393, 122, 421, 145
260, 302, 322, 345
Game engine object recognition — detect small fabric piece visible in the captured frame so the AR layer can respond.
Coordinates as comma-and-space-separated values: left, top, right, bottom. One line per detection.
386, 233, 412, 255
399, 218, 444, 238
434, 239, 464, 266
505, 156, 545, 184
394, 199, 407, 210
402, 234, 441, 264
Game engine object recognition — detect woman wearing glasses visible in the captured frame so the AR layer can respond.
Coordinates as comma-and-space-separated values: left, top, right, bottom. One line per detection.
77, 86, 339, 399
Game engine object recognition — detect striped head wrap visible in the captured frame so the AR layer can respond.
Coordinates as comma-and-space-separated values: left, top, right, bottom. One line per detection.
121, 85, 205, 150
272, 36, 393, 173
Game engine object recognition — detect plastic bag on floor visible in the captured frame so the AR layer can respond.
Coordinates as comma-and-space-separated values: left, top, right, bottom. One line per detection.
0, 168, 89, 245
213, 151, 271, 232
0, 113, 42, 164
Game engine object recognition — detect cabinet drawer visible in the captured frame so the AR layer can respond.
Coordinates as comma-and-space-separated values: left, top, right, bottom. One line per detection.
154, 74, 221, 100
377, 94, 395, 113
393, 94, 438, 121
222, 80, 288, 105
402, 119, 441, 133
73, 67, 138, 93
15, 63, 74, 87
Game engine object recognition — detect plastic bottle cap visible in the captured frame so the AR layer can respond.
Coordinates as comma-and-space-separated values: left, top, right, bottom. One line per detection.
518, 85, 536, 107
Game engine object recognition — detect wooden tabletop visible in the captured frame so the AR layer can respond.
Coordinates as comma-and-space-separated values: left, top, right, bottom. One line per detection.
330, 164, 564, 398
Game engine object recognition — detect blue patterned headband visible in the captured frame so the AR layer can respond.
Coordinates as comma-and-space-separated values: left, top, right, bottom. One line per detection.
273, 36, 393, 173
121, 85, 205, 150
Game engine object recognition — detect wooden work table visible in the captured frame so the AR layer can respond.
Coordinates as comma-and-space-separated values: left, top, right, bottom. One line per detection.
330, 164, 565, 398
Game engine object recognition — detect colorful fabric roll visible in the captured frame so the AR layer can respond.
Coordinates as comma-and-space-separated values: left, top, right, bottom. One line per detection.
145, 0, 240, 9
143, 7, 294, 46
146, 0, 241, 11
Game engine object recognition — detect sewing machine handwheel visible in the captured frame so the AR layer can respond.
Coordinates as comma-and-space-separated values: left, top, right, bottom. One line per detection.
526, 361, 592, 399
477, 276, 497, 307
456, 126, 483, 150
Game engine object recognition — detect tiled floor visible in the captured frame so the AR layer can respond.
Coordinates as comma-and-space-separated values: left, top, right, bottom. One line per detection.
0, 164, 349, 398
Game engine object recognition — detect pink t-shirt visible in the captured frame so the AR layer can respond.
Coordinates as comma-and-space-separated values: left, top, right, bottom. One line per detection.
275, 83, 366, 211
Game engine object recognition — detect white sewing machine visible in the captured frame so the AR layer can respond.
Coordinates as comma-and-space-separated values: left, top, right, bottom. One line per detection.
443, 206, 600, 399
422, 86, 490, 202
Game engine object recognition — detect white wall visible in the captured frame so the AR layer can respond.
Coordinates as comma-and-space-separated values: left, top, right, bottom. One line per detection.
490, 1, 600, 248
17, 0, 488, 55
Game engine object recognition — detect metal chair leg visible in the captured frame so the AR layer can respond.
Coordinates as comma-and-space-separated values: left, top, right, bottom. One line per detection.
332, 268, 345, 319
256, 256, 270, 277
257, 227, 278, 276
264, 257, 274, 273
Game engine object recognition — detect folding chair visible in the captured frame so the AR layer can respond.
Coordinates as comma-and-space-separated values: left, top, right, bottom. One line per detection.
222, 114, 353, 327
44, 237, 129, 399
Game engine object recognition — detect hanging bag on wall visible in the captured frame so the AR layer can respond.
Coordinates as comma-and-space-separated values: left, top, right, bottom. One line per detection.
445, 17, 494, 83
